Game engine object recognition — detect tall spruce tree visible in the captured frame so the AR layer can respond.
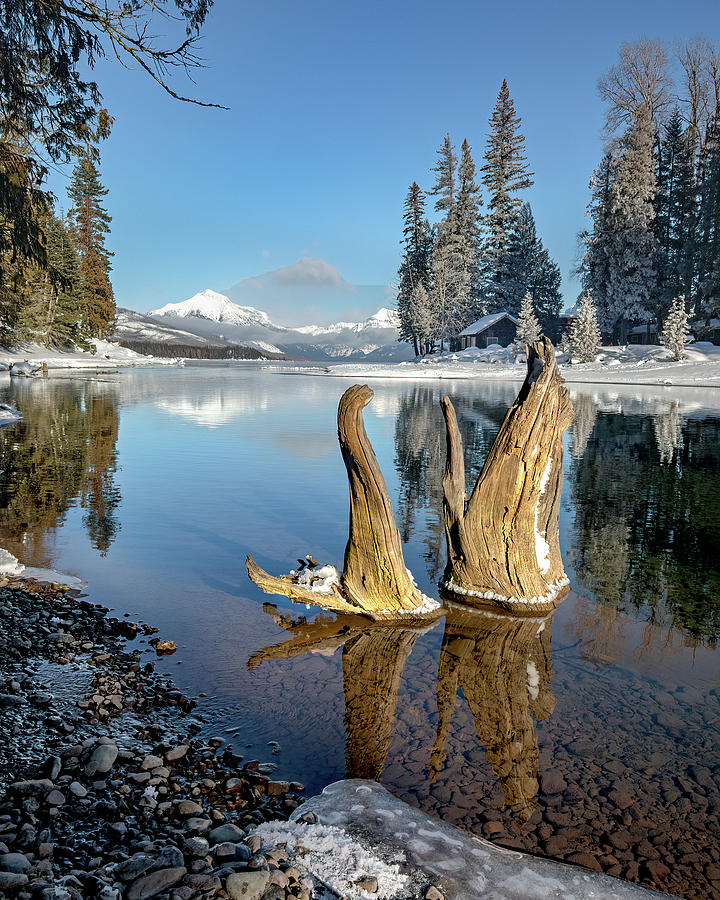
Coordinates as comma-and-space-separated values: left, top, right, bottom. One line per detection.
507, 202, 562, 325
656, 109, 695, 309
569, 293, 602, 362
513, 291, 541, 351
604, 109, 658, 342
696, 115, 720, 323
68, 153, 115, 339
429, 134, 457, 216
397, 182, 433, 354
660, 295, 690, 361
579, 153, 614, 318
455, 139, 483, 311
481, 80, 534, 313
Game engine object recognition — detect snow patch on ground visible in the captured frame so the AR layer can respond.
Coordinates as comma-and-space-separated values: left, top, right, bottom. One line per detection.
253, 820, 411, 899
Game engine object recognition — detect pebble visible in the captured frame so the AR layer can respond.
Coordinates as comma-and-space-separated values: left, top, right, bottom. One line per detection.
226, 870, 271, 900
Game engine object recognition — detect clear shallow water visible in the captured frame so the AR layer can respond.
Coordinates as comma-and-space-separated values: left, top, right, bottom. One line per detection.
0, 365, 718, 898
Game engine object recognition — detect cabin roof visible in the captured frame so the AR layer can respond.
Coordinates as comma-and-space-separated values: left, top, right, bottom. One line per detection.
458, 312, 519, 337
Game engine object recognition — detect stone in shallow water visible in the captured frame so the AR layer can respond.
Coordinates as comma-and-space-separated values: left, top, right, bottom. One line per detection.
281, 779, 674, 900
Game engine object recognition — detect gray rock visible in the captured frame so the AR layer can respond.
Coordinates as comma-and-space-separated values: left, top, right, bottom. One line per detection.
68, 782, 87, 798
153, 845, 184, 870
209, 823, 244, 845
0, 853, 31, 874
140, 755, 163, 771
184, 817, 211, 834
126, 866, 186, 900
46, 790, 66, 806
182, 836, 209, 857
10, 778, 54, 796
225, 871, 270, 900
165, 745, 188, 762
0, 871, 29, 890
176, 799, 203, 817
86, 741, 118, 776
115, 854, 153, 883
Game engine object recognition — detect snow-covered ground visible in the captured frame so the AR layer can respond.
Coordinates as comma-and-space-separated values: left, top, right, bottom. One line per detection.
0, 403, 22, 427
0, 339, 178, 371
290, 342, 720, 388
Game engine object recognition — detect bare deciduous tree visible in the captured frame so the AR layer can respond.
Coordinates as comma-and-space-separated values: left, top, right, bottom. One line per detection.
598, 39, 674, 133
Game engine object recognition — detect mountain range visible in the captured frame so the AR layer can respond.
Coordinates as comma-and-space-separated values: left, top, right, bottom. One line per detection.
114, 288, 410, 362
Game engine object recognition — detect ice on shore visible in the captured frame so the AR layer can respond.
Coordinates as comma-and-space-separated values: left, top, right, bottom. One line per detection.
0, 403, 22, 427
0, 548, 25, 577
262, 779, 674, 900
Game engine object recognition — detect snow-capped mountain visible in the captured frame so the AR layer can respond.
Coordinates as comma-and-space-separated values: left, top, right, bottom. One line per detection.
150, 289, 283, 331
139, 289, 409, 361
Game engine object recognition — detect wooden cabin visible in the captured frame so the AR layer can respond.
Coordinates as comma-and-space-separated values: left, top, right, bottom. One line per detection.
451, 312, 519, 352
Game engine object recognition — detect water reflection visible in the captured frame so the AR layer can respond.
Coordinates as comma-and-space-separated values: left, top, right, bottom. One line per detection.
392, 383, 720, 645
248, 608, 430, 780
0, 379, 121, 565
569, 407, 720, 642
431, 607, 555, 823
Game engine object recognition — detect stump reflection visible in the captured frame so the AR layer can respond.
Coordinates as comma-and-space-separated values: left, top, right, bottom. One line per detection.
248, 605, 429, 780
430, 605, 556, 823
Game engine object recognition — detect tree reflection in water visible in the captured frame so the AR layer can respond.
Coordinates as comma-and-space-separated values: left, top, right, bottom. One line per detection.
0, 378, 121, 565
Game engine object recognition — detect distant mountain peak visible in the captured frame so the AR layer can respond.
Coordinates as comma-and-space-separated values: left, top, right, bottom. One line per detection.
149, 289, 282, 330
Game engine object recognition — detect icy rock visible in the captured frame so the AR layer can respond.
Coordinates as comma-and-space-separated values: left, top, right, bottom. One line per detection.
209, 822, 244, 844
282, 779, 674, 900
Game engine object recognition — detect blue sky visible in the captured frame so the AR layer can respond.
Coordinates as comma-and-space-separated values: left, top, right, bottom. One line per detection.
47, 0, 719, 325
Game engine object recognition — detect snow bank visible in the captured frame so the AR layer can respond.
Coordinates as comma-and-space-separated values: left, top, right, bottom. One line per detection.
297, 342, 720, 388
0, 339, 178, 372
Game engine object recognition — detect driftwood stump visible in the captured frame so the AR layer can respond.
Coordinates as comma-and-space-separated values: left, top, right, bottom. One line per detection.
247, 384, 441, 622
430, 606, 556, 822
441, 337, 573, 613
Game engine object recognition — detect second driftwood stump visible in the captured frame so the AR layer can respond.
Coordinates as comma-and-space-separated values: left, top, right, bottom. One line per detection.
246, 384, 441, 622
441, 337, 573, 613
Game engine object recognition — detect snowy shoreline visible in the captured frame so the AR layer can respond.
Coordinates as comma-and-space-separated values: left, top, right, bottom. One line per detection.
277, 342, 720, 389
0, 338, 179, 371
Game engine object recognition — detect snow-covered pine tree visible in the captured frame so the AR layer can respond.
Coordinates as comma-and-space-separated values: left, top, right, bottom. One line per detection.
428, 235, 470, 352
569, 293, 602, 363
604, 108, 658, 342
396, 182, 433, 354
513, 291, 541, 351
659, 295, 690, 361
408, 283, 434, 354
481, 79, 534, 314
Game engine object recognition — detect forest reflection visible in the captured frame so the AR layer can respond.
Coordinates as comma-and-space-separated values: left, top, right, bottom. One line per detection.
0, 378, 121, 567
392, 385, 720, 644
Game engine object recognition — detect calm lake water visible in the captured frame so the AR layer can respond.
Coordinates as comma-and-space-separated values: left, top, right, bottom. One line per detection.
1, 365, 718, 899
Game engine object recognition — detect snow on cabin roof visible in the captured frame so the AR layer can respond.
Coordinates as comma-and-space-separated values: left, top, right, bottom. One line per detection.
458, 312, 519, 337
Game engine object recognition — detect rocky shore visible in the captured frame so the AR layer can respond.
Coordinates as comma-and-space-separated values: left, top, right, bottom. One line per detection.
0, 578, 318, 900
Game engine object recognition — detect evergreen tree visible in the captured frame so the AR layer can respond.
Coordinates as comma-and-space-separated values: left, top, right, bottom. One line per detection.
579, 153, 614, 318
513, 291, 541, 351
43, 214, 88, 347
429, 134, 457, 216
604, 109, 658, 342
660, 296, 690, 361
68, 153, 115, 339
569, 293, 602, 363
396, 182, 433, 355
408, 283, 434, 355
656, 109, 695, 309
696, 116, 720, 323
481, 80, 534, 313
508, 203, 563, 324
455, 139, 483, 309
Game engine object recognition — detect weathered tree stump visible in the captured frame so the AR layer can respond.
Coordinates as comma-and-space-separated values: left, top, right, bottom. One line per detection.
430, 605, 556, 822
246, 384, 441, 622
441, 337, 573, 613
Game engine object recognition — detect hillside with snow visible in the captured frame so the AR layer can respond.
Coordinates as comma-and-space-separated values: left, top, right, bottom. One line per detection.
136, 289, 408, 361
